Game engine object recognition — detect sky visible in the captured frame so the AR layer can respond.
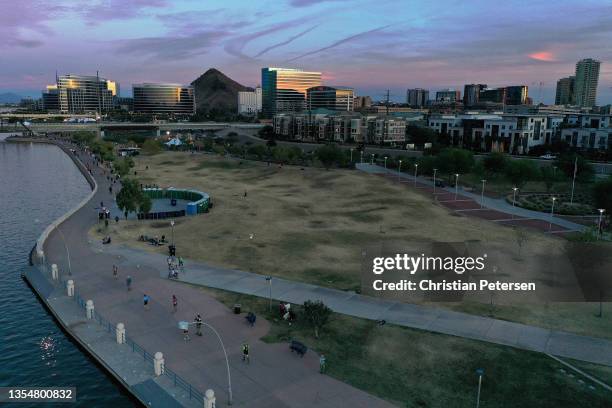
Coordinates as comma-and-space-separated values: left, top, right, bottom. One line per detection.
1, 0, 611, 104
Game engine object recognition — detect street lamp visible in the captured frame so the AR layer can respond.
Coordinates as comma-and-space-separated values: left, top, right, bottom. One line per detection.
598, 209, 605, 240
170, 220, 175, 246
350, 148, 354, 163
384, 156, 388, 170
549, 197, 557, 231
454, 173, 459, 201
398, 160, 402, 181
414, 163, 419, 187
360, 150, 364, 163
511, 187, 519, 220
433, 168, 438, 194
370, 153, 374, 165
475, 368, 485, 408
265, 276, 272, 311
480, 179, 487, 208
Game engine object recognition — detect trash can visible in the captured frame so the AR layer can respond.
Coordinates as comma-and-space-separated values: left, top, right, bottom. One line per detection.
233, 304, 241, 314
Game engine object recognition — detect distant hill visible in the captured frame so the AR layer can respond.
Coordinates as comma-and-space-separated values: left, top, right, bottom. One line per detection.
191, 68, 252, 119
0, 92, 24, 104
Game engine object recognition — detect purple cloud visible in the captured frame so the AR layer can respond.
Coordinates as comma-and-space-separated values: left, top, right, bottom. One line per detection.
80, 0, 169, 23
115, 29, 230, 59
254, 25, 319, 58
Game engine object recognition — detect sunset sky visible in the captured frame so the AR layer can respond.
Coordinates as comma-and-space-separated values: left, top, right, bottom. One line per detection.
1, 0, 611, 103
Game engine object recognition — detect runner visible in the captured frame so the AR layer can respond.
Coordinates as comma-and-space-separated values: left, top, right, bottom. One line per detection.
172, 295, 178, 313
112, 265, 118, 279
195, 314, 203, 336
241, 342, 250, 364
143, 294, 150, 310
126, 275, 132, 291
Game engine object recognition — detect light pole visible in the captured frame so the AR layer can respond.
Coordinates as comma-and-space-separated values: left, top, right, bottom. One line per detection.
433, 168, 438, 194
170, 219, 175, 246
350, 148, 354, 163
398, 160, 402, 181
549, 197, 557, 231
475, 368, 485, 408
360, 150, 363, 163
414, 163, 418, 187
57, 226, 72, 277
511, 187, 518, 220
598, 209, 605, 240
454, 173, 459, 201
384, 156, 388, 170
370, 153, 374, 165
480, 179, 486, 208
265, 276, 272, 311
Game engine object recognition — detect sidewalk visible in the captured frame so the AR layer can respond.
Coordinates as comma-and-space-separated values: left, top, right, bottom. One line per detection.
42, 143, 394, 407
356, 163, 587, 233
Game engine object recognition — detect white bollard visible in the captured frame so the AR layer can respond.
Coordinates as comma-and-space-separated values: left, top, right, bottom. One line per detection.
116, 323, 126, 344
154, 352, 165, 376
66, 280, 74, 297
51, 264, 59, 281
203, 389, 216, 408
86, 300, 94, 319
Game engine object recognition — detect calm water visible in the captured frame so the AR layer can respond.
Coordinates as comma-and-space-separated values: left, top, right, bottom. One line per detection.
0, 135, 137, 407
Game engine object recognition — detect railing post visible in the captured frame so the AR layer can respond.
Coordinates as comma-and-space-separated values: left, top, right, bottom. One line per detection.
204, 390, 216, 408
51, 264, 59, 281
154, 352, 165, 376
86, 300, 94, 319
66, 280, 74, 297
116, 323, 126, 344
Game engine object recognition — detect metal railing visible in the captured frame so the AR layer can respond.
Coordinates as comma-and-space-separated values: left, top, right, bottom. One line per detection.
35, 260, 205, 404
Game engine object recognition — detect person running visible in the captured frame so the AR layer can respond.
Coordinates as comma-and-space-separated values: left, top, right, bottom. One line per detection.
126, 275, 132, 291
143, 294, 150, 310
195, 314, 203, 336
319, 354, 326, 374
113, 265, 118, 279
183, 325, 190, 341
172, 295, 178, 313
241, 343, 250, 364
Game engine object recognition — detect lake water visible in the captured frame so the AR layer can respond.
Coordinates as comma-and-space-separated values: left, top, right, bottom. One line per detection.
0, 134, 137, 407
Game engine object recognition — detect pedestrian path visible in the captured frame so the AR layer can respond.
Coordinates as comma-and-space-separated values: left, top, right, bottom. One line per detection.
356, 163, 587, 233
98, 243, 612, 368
42, 141, 395, 408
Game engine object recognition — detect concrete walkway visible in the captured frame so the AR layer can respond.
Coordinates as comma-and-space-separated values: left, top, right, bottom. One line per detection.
43, 142, 394, 408
356, 163, 587, 233
97, 243, 612, 368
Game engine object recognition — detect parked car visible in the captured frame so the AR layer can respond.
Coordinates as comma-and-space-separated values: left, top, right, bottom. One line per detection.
539, 154, 556, 160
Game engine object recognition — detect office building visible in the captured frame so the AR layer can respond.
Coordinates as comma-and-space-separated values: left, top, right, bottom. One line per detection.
261, 67, 322, 117
306, 86, 354, 111
574, 58, 600, 107
463, 84, 487, 106
478, 85, 528, 106
354, 96, 372, 110
42, 84, 60, 112
238, 86, 262, 115
406, 88, 429, 108
555, 76, 575, 105
435, 89, 461, 103
132, 83, 195, 115
55, 74, 117, 114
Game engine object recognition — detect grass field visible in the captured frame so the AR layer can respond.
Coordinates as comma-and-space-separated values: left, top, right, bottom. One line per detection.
94, 151, 612, 339
197, 286, 612, 408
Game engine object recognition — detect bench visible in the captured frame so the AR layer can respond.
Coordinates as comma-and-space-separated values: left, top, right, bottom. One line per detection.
290, 340, 307, 357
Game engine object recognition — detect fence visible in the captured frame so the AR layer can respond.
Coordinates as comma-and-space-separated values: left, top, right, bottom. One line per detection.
37, 261, 204, 405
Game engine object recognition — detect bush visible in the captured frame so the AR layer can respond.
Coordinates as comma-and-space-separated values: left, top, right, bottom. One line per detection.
503, 159, 539, 189
483, 152, 508, 174
141, 139, 162, 155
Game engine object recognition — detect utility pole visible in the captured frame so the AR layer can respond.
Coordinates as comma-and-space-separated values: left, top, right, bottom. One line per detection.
385, 89, 390, 116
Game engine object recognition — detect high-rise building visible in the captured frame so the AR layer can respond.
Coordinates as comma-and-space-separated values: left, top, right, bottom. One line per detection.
42, 84, 60, 112
132, 83, 195, 115
505, 85, 529, 105
463, 84, 487, 106
435, 89, 461, 103
354, 96, 372, 110
574, 58, 600, 107
56, 74, 117, 114
306, 86, 354, 111
238, 87, 262, 115
555, 76, 575, 105
406, 88, 429, 108
261, 67, 322, 117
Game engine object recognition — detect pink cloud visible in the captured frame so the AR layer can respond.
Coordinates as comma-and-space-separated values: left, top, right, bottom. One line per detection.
528, 51, 556, 62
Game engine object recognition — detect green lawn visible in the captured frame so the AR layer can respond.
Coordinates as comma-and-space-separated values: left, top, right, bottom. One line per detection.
198, 286, 612, 408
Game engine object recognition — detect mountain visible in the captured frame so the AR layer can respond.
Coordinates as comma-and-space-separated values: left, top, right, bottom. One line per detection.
0, 92, 24, 104
190, 68, 252, 118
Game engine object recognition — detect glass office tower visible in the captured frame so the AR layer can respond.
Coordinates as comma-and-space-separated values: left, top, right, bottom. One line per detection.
306, 86, 354, 111
132, 83, 196, 115
262, 68, 322, 117
56, 74, 116, 114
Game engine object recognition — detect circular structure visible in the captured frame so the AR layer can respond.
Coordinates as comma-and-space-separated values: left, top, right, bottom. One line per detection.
138, 187, 212, 219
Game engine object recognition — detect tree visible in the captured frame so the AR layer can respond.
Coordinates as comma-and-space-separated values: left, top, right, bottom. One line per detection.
592, 177, 612, 219
303, 300, 332, 338
116, 179, 150, 219
554, 153, 594, 182
142, 139, 162, 155
540, 166, 556, 193
258, 125, 274, 139
435, 148, 474, 178
504, 159, 539, 189
483, 152, 508, 174
315, 144, 344, 169
113, 157, 134, 177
